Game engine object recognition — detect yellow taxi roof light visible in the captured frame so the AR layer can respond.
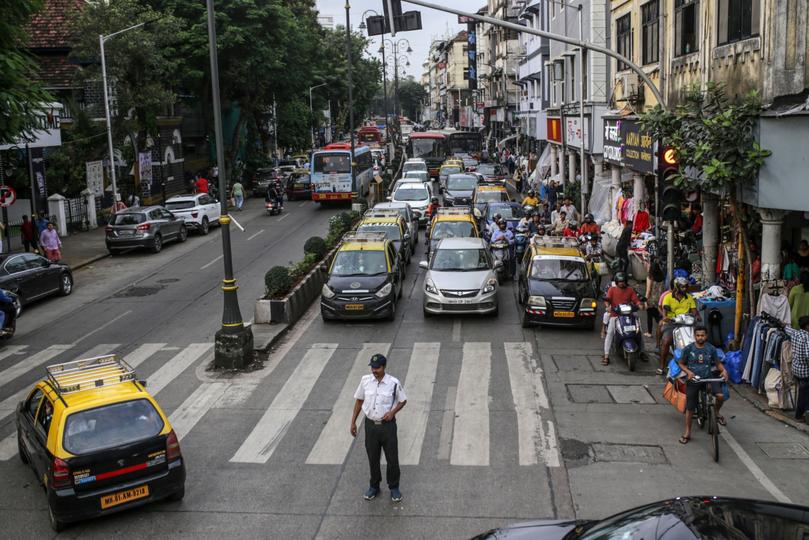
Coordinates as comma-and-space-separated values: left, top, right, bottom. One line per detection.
341, 231, 388, 243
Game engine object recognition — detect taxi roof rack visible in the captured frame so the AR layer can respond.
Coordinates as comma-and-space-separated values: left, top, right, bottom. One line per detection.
531, 235, 581, 249
45, 354, 137, 397
435, 207, 472, 216
363, 208, 400, 218
341, 231, 388, 243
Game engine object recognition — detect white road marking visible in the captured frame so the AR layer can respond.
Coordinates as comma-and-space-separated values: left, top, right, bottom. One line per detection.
396, 343, 440, 465
124, 343, 168, 368
70, 311, 131, 346
200, 255, 223, 270
0, 433, 16, 460
231, 344, 338, 463
147, 343, 213, 395
505, 342, 560, 467
437, 385, 457, 461
170, 382, 229, 441
247, 229, 265, 241
298, 201, 309, 207
277, 213, 289, 221
721, 428, 792, 503
451, 342, 491, 466
452, 320, 461, 342
0, 345, 70, 389
0, 345, 27, 363
306, 343, 392, 465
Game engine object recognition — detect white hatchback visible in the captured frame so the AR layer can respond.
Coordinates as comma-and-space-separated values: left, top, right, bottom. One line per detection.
165, 193, 221, 235
391, 181, 432, 223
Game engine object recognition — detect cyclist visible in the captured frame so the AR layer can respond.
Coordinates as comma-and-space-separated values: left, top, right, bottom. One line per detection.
677, 326, 729, 445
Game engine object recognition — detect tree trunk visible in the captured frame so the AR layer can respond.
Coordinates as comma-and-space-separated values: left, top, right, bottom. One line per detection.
728, 194, 756, 348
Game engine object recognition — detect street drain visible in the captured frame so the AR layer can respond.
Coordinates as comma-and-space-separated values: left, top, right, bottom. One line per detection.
157, 278, 180, 284
593, 443, 668, 465
113, 285, 165, 298
559, 438, 592, 468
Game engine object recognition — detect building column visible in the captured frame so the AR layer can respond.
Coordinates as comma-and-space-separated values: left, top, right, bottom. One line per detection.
610, 165, 621, 221
568, 151, 576, 185
558, 146, 566, 188
632, 173, 645, 204
702, 194, 719, 284
550, 145, 558, 178
758, 208, 787, 281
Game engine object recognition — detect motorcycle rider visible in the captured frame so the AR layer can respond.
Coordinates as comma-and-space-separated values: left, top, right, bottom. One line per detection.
490, 219, 515, 276
265, 180, 284, 209
513, 223, 530, 278
487, 212, 503, 239
658, 276, 700, 375
562, 221, 579, 238
580, 213, 600, 236
584, 234, 603, 261
602, 272, 641, 366
0, 289, 17, 336
528, 212, 544, 235
521, 190, 539, 208
426, 196, 440, 220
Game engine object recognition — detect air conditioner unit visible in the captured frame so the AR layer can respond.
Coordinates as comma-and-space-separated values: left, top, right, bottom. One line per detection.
517, 45, 527, 56
620, 72, 642, 96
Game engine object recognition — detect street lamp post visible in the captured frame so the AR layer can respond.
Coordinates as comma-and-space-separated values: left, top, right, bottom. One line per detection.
206, 0, 253, 369
345, 1, 357, 202
309, 82, 327, 150
359, 10, 391, 143
383, 38, 412, 134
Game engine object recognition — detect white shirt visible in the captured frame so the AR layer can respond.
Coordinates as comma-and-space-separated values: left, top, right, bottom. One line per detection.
561, 204, 578, 222
354, 373, 407, 421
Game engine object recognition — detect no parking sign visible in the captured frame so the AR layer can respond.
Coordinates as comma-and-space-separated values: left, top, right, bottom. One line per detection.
0, 185, 16, 207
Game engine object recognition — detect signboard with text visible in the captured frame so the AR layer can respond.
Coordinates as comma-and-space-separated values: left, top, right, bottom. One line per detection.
138, 152, 152, 197
564, 117, 589, 150
602, 118, 656, 174
547, 117, 562, 144
0, 103, 63, 150
86, 160, 104, 196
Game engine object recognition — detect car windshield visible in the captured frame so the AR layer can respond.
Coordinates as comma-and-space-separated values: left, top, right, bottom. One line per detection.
404, 171, 428, 182
476, 191, 506, 203
331, 250, 387, 276
393, 187, 428, 202
447, 176, 477, 191
313, 154, 351, 174
441, 167, 462, 176
432, 248, 490, 271
63, 399, 164, 455
110, 213, 146, 225
403, 162, 427, 172
431, 221, 475, 240
165, 201, 196, 211
488, 205, 524, 220
358, 223, 402, 241
530, 259, 588, 281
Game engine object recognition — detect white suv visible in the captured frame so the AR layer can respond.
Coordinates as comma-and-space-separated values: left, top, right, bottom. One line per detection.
165, 193, 221, 235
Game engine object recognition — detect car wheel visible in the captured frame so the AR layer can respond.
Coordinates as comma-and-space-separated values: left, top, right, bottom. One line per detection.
151, 234, 163, 253
59, 273, 73, 296
17, 431, 28, 465
422, 307, 432, 318
201, 217, 210, 235
178, 225, 188, 243
521, 310, 532, 328
49, 505, 66, 532
166, 486, 185, 502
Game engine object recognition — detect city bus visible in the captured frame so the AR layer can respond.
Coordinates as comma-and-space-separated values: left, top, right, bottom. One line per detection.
310, 143, 373, 202
445, 130, 483, 156
358, 126, 383, 148
406, 132, 448, 178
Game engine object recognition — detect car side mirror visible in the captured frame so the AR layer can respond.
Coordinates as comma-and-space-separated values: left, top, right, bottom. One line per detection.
320, 264, 328, 272
403, 233, 411, 241
419, 260, 429, 270
493, 260, 504, 269
386, 196, 392, 201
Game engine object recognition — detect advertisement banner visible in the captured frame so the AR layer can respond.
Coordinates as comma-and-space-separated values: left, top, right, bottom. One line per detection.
601, 118, 656, 173
86, 160, 104, 196
603, 119, 622, 165
547, 118, 562, 144
138, 152, 152, 197
0, 103, 62, 150
467, 24, 477, 90
564, 117, 589, 150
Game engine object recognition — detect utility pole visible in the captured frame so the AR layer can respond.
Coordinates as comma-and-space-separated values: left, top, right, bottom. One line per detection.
578, 4, 587, 216
345, 1, 357, 201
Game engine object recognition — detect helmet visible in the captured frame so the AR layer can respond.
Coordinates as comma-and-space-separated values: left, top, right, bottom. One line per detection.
498, 219, 507, 228
614, 272, 627, 284
493, 213, 502, 222
568, 221, 578, 228
585, 213, 594, 222
528, 189, 536, 196
431, 196, 439, 204
516, 224, 528, 233
674, 276, 689, 290
589, 234, 599, 242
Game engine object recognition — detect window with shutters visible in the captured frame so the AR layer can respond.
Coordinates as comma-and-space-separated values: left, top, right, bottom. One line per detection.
674, 0, 699, 56
616, 14, 632, 71
641, 0, 660, 65
718, 0, 759, 44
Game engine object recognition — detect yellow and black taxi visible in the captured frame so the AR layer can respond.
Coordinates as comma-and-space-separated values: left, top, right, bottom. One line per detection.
15, 355, 185, 531
517, 236, 599, 329
321, 231, 403, 321
355, 213, 412, 266
427, 207, 481, 255
472, 183, 510, 213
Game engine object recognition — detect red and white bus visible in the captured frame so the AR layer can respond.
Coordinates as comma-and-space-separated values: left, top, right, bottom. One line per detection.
406, 132, 449, 178
310, 143, 374, 202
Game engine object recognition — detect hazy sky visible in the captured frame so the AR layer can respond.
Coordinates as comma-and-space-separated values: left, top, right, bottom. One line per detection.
315, 0, 478, 79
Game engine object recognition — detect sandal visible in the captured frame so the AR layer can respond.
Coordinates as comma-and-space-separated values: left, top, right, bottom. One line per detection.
717, 415, 727, 426
601, 357, 610, 366
644, 332, 653, 338
678, 436, 690, 445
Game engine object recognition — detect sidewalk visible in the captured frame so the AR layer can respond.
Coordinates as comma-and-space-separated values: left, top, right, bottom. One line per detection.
58, 226, 109, 270
733, 383, 809, 436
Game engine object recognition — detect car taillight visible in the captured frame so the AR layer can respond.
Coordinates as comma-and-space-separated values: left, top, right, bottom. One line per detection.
51, 457, 71, 489
191, 212, 198, 218
105, 226, 113, 232
166, 429, 181, 461
136, 223, 151, 231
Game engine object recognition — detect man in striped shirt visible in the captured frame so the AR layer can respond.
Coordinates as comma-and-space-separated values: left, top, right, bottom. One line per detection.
784, 316, 809, 423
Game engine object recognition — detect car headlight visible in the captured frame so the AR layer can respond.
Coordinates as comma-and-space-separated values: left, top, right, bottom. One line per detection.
375, 283, 393, 298
580, 297, 598, 310
321, 284, 336, 299
425, 278, 438, 294
482, 278, 497, 294
527, 295, 546, 308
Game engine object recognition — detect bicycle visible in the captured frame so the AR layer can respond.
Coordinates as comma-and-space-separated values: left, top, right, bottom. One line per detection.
692, 376, 725, 462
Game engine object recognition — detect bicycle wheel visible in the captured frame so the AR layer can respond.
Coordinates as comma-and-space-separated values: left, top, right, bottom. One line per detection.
708, 403, 719, 462
696, 389, 706, 429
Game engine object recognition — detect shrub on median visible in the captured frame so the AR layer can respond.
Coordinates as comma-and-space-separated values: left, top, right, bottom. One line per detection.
264, 266, 292, 298
303, 236, 327, 260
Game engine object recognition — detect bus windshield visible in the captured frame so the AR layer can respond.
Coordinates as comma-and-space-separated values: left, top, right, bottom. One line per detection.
410, 138, 444, 158
313, 154, 351, 174
449, 133, 482, 154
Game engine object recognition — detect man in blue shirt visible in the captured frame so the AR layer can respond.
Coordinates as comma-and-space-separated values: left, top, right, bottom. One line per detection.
677, 326, 729, 445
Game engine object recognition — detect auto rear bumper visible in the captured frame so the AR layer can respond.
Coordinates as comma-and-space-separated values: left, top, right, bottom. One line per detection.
105, 235, 154, 249
49, 460, 185, 524
423, 291, 497, 315
321, 295, 394, 319
523, 306, 596, 327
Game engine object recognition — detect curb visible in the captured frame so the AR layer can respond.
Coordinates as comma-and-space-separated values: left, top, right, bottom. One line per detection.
68, 252, 110, 271
250, 321, 290, 353
731, 384, 809, 435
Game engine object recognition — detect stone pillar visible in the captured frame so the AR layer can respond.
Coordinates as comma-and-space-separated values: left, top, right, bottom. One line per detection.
702, 194, 719, 284
610, 165, 621, 221
633, 173, 645, 204
47, 194, 68, 236
550, 145, 558, 178
568, 151, 577, 185
558, 146, 566, 188
81, 189, 98, 229
758, 208, 787, 281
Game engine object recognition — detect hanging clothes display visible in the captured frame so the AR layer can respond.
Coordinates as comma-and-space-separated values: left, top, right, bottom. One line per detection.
740, 314, 790, 392
758, 281, 791, 325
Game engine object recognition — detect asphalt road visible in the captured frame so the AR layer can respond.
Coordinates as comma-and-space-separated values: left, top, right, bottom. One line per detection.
0, 193, 808, 539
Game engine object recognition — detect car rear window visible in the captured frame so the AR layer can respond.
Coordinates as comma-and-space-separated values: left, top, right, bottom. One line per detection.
63, 399, 165, 455
110, 213, 146, 225
165, 201, 196, 210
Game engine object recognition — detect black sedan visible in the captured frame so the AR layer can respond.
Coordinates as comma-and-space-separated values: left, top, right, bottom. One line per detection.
472, 497, 809, 539
0, 252, 73, 305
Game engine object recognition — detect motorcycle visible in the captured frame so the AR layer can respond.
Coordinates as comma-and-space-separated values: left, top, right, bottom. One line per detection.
265, 199, 283, 216
514, 226, 529, 276
610, 303, 643, 371
490, 240, 511, 282
0, 289, 21, 339
670, 313, 697, 357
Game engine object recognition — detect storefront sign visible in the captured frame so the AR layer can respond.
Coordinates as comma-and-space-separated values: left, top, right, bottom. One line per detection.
601, 118, 656, 174
547, 117, 562, 144
0, 103, 62, 150
564, 117, 589, 150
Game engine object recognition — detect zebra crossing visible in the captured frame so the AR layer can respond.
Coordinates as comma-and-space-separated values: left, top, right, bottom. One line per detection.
0, 339, 561, 468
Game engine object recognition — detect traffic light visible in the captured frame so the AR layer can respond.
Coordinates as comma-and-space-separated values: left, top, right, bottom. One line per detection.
380, 1, 422, 35
657, 145, 682, 222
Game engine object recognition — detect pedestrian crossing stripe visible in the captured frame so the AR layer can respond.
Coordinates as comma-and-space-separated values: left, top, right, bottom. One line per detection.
0, 340, 562, 468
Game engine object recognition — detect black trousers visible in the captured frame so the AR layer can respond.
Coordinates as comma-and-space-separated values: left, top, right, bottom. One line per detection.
364, 417, 400, 489
647, 307, 662, 334
795, 377, 809, 420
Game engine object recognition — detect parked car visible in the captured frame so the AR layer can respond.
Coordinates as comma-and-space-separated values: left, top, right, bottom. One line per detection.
105, 206, 188, 254
285, 169, 312, 200
165, 193, 221, 235
0, 252, 73, 305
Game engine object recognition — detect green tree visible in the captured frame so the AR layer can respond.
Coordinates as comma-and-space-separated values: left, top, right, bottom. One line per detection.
0, 0, 53, 144
397, 77, 427, 121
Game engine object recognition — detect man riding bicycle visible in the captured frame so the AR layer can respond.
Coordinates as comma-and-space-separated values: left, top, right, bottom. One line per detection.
677, 326, 729, 445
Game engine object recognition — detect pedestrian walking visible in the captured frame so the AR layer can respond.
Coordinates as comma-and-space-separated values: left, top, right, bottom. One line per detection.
39, 222, 62, 262
784, 316, 809, 423
232, 179, 245, 211
127, 192, 141, 208
20, 215, 38, 253
515, 169, 523, 193
35, 213, 49, 236
195, 172, 209, 194
350, 353, 407, 503
0, 221, 5, 253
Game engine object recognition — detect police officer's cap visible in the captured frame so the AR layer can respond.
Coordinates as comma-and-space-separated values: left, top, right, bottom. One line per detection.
369, 354, 387, 368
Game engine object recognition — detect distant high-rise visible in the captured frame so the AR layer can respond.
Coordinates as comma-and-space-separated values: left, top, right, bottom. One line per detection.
317, 15, 335, 29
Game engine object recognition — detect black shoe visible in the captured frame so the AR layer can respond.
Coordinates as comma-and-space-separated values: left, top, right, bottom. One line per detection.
364, 486, 380, 500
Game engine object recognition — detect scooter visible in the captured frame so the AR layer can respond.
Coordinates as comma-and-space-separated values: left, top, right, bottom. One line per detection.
490, 240, 511, 282
265, 199, 283, 216
610, 303, 643, 371
670, 313, 697, 358
514, 225, 529, 276
0, 289, 21, 339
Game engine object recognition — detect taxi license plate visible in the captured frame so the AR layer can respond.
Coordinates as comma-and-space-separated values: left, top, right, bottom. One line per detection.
100, 485, 149, 509
344, 303, 365, 311
553, 311, 575, 318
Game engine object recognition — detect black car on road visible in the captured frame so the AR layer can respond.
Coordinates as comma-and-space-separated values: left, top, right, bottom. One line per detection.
442, 173, 478, 207
0, 252, 73, 305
